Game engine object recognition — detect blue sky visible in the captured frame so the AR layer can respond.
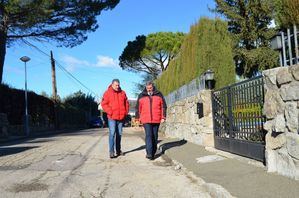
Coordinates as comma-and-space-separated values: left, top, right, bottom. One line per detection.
3, 0, 215, 101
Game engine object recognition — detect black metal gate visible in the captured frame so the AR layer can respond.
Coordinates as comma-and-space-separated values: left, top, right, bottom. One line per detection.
212, 76, 266, 162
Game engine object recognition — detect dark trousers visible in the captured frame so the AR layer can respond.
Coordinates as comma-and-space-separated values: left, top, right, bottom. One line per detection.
143, 123, 160, 157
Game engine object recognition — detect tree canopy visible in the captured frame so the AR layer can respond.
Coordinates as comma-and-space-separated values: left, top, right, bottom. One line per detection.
271, 0, 299, 28
63, 90, 98, 117
134, 73, 154, 95
0, 0, 120, 83
214, 0, 279, 77
119, 32, 185, 79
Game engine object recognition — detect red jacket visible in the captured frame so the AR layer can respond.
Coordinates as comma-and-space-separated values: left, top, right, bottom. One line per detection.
101, 85, 129, 120
135, 87, 167, 124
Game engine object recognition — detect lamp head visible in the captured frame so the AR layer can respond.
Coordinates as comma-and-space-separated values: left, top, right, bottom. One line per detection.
205, 69, 214, 81
270, 34, 282, 50
20, 56, 31, 62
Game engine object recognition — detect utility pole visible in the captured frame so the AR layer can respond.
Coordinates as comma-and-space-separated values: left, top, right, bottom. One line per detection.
50, 51, 59, 129
51, 51, 57, 101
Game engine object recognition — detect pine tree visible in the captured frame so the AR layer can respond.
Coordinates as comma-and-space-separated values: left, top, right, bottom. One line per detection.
272, 0, 299, 28
0, 0, 120, 83
214, 0, 279, 77
119, 32, 185, 79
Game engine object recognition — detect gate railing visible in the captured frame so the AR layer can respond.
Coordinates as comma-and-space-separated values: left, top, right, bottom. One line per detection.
212, 76, 266, 161
271, 25, 299, 66
212, 76, 265, 142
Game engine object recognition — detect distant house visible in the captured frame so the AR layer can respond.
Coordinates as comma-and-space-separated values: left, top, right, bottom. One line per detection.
128, 99, 137, 116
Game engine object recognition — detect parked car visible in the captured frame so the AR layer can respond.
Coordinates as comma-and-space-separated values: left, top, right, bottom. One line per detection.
89, 117, 104, 128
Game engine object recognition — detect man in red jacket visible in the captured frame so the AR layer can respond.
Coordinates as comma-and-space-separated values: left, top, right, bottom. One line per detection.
135, 81, 167, 160
101, 79, 129, 158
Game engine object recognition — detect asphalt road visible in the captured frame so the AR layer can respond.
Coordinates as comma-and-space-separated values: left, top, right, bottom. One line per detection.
0, 128, 212, 198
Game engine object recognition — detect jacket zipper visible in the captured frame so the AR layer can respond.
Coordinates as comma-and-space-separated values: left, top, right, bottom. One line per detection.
149, 95, 153, 121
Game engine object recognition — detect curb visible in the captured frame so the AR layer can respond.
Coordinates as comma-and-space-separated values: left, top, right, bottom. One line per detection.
157, 141, 235, 198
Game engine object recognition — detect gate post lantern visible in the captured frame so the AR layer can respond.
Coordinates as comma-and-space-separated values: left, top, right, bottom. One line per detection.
270, 33, 283, 66
204, 69, 214, 90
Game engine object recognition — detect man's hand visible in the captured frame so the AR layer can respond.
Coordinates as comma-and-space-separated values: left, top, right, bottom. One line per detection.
161, 119, 165, 123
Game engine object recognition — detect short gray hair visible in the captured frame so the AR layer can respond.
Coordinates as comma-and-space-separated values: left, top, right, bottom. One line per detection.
112, 79, 120, 84
146, 81, 154, 86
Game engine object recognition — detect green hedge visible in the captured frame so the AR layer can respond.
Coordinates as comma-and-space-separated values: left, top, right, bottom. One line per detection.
56, 104, 87, 128
156, 18, 236, 95
0, 84, 55, 125
0, 84, 90, 128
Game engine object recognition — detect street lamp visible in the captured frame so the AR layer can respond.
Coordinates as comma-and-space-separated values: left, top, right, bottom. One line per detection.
20, 56, 31, 136
204, 69, 215, 90
270, 32, 284, 66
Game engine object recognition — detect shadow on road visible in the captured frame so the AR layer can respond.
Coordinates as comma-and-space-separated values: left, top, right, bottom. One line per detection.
0, 146, 39, 157
123, 140, 162, 155
123, 145, 146, 155
123, 139, 187, 160
0, 128, 105, 147
155, 139, 187, 159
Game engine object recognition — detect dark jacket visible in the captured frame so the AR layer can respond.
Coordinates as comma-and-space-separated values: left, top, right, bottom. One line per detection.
135, 86, 167, 124
101, 85, 129, 120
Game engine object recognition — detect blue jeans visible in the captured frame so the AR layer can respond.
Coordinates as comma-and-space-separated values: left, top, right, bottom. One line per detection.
108, 119, 124, 154
143, 123, 160, 157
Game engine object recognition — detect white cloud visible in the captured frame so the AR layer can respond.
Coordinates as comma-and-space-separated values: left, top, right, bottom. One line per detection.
61, 55, 90, 72
95, 55, 118, 68
60, 55, 119, 72
4, 65, 23, 74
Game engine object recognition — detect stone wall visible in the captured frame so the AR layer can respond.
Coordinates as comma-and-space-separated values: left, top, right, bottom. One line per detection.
160, 90, 214, 147
263, 64, 299, 180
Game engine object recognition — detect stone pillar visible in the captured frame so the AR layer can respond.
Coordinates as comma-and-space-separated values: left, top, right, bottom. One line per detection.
161, 90, 214, 147
263, 64, 299, 180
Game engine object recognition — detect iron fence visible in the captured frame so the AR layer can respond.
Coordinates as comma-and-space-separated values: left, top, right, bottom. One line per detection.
164, 75, 205, 105
271, 25, 299, 66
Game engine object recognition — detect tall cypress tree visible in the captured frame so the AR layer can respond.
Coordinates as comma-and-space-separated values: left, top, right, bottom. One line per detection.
156, 18, 236, 95
214, 0, 279, 77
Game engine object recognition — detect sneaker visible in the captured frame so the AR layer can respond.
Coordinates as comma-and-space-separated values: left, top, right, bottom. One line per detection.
117, 151, 124, 156
109, 152, 115, 159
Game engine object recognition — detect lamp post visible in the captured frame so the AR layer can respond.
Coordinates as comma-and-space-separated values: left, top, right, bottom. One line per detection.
20, 56, 31, 136
204, 69, 215, 90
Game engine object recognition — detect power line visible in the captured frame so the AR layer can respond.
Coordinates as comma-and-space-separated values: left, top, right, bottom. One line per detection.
7, 27, 140, 99
21, 39, 100, 99
56, 61, 100, 98
5, 27, 101, 99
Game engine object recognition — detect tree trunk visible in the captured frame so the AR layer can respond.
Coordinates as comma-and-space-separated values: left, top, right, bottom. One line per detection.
0, 29, 6, 84
0, 4, 7, 84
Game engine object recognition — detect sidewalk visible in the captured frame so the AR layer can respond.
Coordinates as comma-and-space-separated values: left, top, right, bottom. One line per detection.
158, 138, 299, 198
